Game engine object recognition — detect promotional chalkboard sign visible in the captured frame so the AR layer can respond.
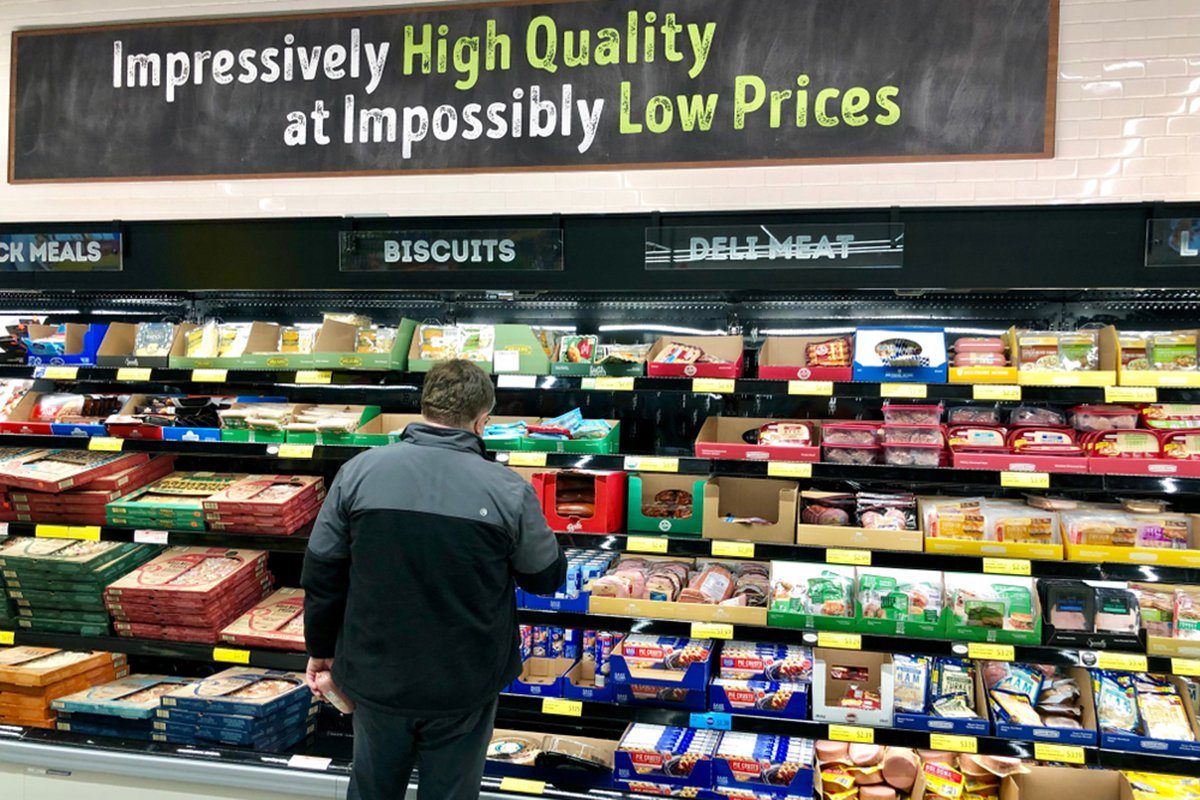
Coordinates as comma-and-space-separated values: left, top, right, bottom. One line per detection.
11, 0, 1058, 182
340, 229, 562, 271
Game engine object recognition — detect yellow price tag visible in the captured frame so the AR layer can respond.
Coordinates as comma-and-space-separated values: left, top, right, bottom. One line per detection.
277, 443, 315, 459
1095, 652, 1148, 672
1000, 471, 1050, 489
116, 368, 152, 381
295, 370, 333, 385
508, 452, 548, 467
691, 622, 734, 640
693, 378, 736, 394
712, 540, 755, 559
1033, 743, 1085, 764
212, 647, 251, 665
0, 631, 13, 645
627, 536, 670, 554
880, 383, 927, 399
68, 526, 101, 542
768, 461, 813, 479
584, 377, 635, 391
34, 525, 72, 540
973, 385, 1021, 401
982, 558, 1032, 576
1171, 658, 1200, 677
88, 437, 124, 452
42, 366, 79, 380
192, 369, 228, 383
929, 734, 978, 754
499, 777, 546, 795
1106, 386, 1157, 403
827, 548, 871, 566
828, 725, 874, 744
788, 381, 834, 396
968, 643, 1015, 661
541, 698, 582, 717
817, 632, 862, 650
624, 456, 679, 473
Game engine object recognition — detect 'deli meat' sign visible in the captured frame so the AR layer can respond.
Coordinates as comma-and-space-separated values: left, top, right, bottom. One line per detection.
10, 0, 1058, 181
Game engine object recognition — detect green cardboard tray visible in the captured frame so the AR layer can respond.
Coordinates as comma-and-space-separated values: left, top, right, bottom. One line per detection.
284, 406, 382, 445
409, 324, 552, 375
548, 361, 644, 378
855, 609, 946, 638
307, 318, 417, 371
767, 610, 858, 632
520, 422, 620, 454
940, 608, 1042, 645
220, 429, 288, 444
626, 474, 705, 536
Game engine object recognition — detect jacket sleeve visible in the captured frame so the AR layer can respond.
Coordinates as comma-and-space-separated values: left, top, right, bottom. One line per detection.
511, 482, 567, 596
301, 468, 353, 659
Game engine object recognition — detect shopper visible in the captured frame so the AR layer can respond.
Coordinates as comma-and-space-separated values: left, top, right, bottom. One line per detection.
301, 359, 566, 800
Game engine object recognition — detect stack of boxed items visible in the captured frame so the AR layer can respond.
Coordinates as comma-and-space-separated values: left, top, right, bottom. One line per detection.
104, 547, 273, 644
52, 674, 193, 740
0, 539, 159, 636
0, 450, 155, 494
709, 641, 813, 719
155, 667, 318, 749
201, 475, 325, 535
219, 588, 305, 651
7, 455, 175, 525
106, 472, 246, 531
813, 740, 1026, 800
0, 647, 128, 729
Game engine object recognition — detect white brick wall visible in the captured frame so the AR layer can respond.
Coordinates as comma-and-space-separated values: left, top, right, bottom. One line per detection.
0, 0, 1196, 221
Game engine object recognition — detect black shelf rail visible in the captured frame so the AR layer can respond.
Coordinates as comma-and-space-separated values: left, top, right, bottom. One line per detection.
4, 629, 307, 671
0, 521, 312, 553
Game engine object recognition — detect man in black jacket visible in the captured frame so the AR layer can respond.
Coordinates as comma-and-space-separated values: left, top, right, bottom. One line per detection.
302, 359, 566, 800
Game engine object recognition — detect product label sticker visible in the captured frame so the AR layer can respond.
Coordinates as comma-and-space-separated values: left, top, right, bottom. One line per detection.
973, 384, 1021, 401
287, 755, 332, 771
929, 734, 978, 754
1093, 651, 1148, 672
192, 369, 228, 383
1105, 386, 1157, 403
497, 374, 538, 389
39, 366, 79, 380
69, 526, 101, 541
817, 632, 862, 650
767, 461, 813, 478
0, 631, 12, 646
116, 367, 153, 381
276, 443, 315, 460
295, 370, 333, 385
541, 698, 582, 717
982, 558, 1032, 576
493, 350, 521, 373
691, 622, 734, 639
828, 724, 874, 744
507, 452, 548, 467
623, 456, 680, 473
788, 380, 834, 396
627, 536, 670, 554
1033, 743, 1085, 764
689, 712, 732, 730
212, 647, 251, 665
827, 548, 871, 566
967, 642, 1015, 661
134, 530, 170, 545
693, 378, 736, 394
1000, 471, 1050, 489
711, 540, 754, 558
1172, 658, 1200, 676
880, 382, 927, 399
34, 524, 72, 539
583, 376, 635, 391
88, 436, 124, 452
498, 777, 546, 795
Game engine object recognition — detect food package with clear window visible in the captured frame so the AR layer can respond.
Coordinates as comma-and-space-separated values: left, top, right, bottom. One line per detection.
821, 422, 881, 446
1131, 582, 1175, 638
1087, 429, 1163, 459
1150, 332, 1198, 371
981, 501, 1059, 545
881, 442, 943, 467
800, 491, 855, 527
1161, 430, 1200, 459
947, 425, 1008, 452
945, 404, 1003, 425
1142, 404, 1200, 430
1008, 406, 1066, 426
856, 492, 917, 531
881, 403, 943, 426
823, 443, 880, 465
1068, 404, 1140, 432
921, 498, 986, 541
881, 424, 944, 445
1120, 333, 1150, 371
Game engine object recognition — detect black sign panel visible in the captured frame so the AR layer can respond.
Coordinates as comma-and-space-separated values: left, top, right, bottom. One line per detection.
646, 224, 904, 270
11, 0, 1057, 182
340, 229, 562, 271
1147, 218, 1200, 268
0, 233, 122, 272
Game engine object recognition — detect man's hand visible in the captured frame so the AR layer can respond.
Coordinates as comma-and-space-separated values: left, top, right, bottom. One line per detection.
306, 657, 334, 699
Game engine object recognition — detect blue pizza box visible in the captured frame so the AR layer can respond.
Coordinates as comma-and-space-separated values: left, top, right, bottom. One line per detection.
712, 732, 815, 799
52, 675, 193, 720
521, 590, 591, 613
56, 720, 158, 740
158, 667, 311, 718
708, 679, 809, 720
610, 636, 713, 693
161, 426, 221, 442
506, 657, 574, 697
156, 698, 317, 732
614, 724, 718, 791
893, 710, 990, 736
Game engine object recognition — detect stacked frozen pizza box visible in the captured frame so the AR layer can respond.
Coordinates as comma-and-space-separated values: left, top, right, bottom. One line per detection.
5, 456, 175, 526
52, 674, 192, 740
0, 539, 159, 636
104, 547, 274, 644
154, 667, 318, 749
219, 588, 305, 651
0, 647, 128, 729
201, 475, 325, 535
106, 472, 246, 531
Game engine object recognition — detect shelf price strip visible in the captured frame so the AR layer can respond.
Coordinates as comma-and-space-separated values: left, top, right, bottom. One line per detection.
116, 368, 153, 382
295, 370, 333, 385
1106, 386, 1157, 403
828, 725, 874, 744
1171, 658, 1200, 676
1093, 652, 1148, 672
880, 383, 927, 399
627, 536, 670, 554
39, 366, 79, 381
712, 540, 754, 558
767, 461, 812, 479
788, 381, 834, 396
507, 452, 548, 467
928, 734, 977, 754
693, 378, 735, 394
1000, 471, 1049, 489
691, 622, 734, 639
689, 712, 732, 730
498, 778, 546, 795
982, 558, 1032, 577
191, 369, 228, 383
973, 385, 1021, 401
88, 436, 124, 452
623, 456, 679, 473
967, 643, 1014, 662
276, 443, 315, 460
212, 647, 251, 665
0, 631, 12, 646
35, 524, 100, 542
816, 632, 862, 651
541, 698, 582, 717
582, 377, 635, 391
827, 548, 871, 566
1033, 743, 1085, 765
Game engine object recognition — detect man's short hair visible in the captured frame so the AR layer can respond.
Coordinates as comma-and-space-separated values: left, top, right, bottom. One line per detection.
421, 359, 496, 428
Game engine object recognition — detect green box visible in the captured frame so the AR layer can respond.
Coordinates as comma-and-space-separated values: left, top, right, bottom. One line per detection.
168, 322, 313, 370
220, 428, 288, 444
627, 474, 705, 537
855, 608, 946, 638
940, 607, 1042, 645
482, 416, 540, 452
307, 318, 417, 371
409, 324, 552, 375
521, 421, 620, 454
285, 406, 382, 445
767, 609, 858, 632
549, 360, 644, 378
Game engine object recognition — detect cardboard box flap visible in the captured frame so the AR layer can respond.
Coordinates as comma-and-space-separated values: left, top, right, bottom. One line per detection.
708, 477, 797, 523
96, 322, 139, 357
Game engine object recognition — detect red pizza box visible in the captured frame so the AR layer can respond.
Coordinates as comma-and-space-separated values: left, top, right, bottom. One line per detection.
204, 491, 324, 523
114, 623, 227, 644
105, 568, 272, 611
107, 580, 273, 624
205, 502, 322, 531
218, 588, 305, 652
533, 470, 627, 534
201, 475, 325, 515
0, 451, 151, 494
757, 335, 854, 382
103, 547, 269, 600
84, 456, 177, 493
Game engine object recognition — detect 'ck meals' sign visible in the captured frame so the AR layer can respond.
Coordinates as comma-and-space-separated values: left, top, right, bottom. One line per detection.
0, 233, 122, 271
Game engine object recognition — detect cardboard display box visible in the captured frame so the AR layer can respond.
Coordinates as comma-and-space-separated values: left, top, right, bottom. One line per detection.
941, 576, 1043, 646
96, 322, 176, 369
483, 416, 541, 451
952, 450, 1090, 476
985, 666, 1098, 746
1012, 325, 1119, 387
408, 324, 551, 375
767, 561, 858, 632
946, 333, 1019, 385
506, 656, 576, 698
852, 326, 948, 384
0, 392, 110, 437
25, 323, 108, 367
561, 658, 617, 703
523, 420, 621, 455
219, 402, 313, 443
1064, 516, 1200, 568
535, 470, 627, 534
307, 318, 417, 371
168, 322, 300, 370
609, 638, 712, 712
919, 496, 1065, 561
757, 335, 853, 382
998, 767, 1132, 800
693, 415, 820, 462
646, 335, 745, 379
795, 522, 924, 553
703, 477, 798, 544
626, 473, 706, 536
587, 555, 768, 626
1098, 674, 1200, 757
283, 405, 382, 445
485, 726, 617, 789
811, 648, 894, 728
708, 677, 810, 720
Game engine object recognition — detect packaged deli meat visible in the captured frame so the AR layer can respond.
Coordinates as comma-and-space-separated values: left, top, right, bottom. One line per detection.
1068, 404, 1140, 432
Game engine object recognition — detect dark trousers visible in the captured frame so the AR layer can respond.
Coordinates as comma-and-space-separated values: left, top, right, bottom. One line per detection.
347, 698, 498, 800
